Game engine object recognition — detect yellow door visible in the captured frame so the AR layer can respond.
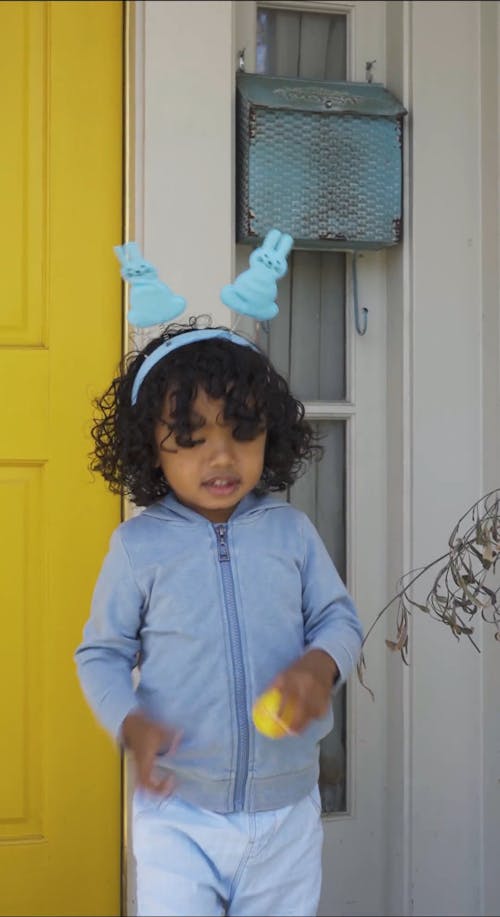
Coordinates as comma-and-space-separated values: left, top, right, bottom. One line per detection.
0, 2, 123, 914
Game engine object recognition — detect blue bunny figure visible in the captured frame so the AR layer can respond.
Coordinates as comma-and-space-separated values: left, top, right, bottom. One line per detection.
220, 229, 294, 320
114, 242, 186, 328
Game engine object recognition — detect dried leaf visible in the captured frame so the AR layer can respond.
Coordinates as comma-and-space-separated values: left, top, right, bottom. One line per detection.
385, 639, 400, 651
356, 653, 375, 700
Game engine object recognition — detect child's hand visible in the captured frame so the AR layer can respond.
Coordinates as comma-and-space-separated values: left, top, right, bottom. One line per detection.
121, 710, 181, 795
272, 649, 339, 734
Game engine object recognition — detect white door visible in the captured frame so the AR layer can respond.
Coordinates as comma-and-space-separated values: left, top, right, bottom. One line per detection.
235, 3, 390, 914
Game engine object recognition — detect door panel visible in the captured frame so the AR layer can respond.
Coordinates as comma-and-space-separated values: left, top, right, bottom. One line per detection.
0, 2, 123, 914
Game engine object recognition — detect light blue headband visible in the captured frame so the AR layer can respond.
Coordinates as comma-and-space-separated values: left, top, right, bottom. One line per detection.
114, 228, 294, 405
130, 329, 260, 406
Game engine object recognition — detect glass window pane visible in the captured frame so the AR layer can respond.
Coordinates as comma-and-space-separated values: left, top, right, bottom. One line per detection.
257, 8, 347, 81
319, 688, 347, 813
288, 421, 346, 581
288, 421, 347, 813
257, 251, 346, 402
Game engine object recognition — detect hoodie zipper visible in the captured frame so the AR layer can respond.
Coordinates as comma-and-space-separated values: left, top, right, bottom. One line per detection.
214, 523, 248, 811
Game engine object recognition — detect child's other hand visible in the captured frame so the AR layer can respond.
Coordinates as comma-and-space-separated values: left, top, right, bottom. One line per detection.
121, 710, 181, 794
272, 649, 339, 734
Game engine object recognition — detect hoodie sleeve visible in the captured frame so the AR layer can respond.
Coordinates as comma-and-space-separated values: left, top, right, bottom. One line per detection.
74, 528, 144, 740
300, 514, 364, 688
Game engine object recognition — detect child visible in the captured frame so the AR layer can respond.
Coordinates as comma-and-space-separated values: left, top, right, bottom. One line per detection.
75, 234, 363, 917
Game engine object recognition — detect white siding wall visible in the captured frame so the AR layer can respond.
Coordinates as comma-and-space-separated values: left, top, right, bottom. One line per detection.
385, 1, 412, 910
139, 0, 235, 327
479, 4, 500, 915
410, 1, 482, 913
387, 1, 500, 915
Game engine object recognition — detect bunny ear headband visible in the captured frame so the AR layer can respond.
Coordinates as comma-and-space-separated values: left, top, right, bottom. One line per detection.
114, 229, 294, 405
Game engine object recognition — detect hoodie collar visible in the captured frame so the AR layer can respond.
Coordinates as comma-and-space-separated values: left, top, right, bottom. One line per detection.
145, 490, 287, 524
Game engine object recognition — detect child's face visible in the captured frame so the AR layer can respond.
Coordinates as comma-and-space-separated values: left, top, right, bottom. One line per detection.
154, 388, 267, 523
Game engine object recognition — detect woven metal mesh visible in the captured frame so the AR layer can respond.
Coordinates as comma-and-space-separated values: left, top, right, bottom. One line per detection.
237, 100, 403, 249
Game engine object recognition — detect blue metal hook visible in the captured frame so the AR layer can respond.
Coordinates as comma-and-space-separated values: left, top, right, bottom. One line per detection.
352, 252, 368, 335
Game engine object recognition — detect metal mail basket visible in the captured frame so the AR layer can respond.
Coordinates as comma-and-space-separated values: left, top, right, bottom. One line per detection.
236, 72, 407, 250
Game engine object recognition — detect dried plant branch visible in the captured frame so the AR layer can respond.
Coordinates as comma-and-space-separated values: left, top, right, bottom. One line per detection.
357, 488, 500, 698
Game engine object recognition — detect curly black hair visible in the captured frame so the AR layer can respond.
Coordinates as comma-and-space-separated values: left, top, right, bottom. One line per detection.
90, 319, 323, 506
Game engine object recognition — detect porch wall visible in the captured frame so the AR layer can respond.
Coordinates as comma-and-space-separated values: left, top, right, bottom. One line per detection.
386, 1, 500, 915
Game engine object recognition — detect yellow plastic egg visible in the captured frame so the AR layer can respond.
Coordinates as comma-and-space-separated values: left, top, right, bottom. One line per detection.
252, 687, 296, 739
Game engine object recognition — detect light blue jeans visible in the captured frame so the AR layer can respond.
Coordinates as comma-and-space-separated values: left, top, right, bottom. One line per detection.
132, 786, 324, 916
